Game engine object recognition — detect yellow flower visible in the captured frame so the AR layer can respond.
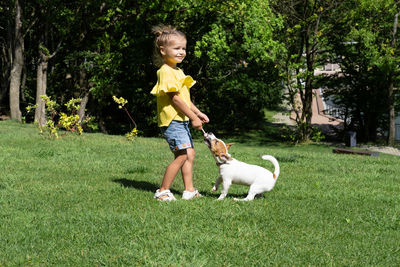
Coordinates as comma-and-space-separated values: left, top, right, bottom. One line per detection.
113, 96, 128, 107
125, 128, 138, 141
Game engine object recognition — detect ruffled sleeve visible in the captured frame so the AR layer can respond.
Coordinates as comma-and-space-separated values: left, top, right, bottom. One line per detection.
151, 66, 177, 96
151, 66, 196, 96
181, 75, 196, 89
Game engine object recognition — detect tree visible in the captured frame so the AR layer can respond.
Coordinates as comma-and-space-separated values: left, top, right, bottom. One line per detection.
9, 0, 24, 121
34, 44, 60, 126
3, 0, 36, 120
388, 9, 399, 146
178, 0, 285, 131
325, 0, 400, 143
25, 1, 126, 130
29, 0, 67, 126
0, 3, 11, 112
271, 0, 342, 141
64, 0, 285, 134
5, 0, 285, 135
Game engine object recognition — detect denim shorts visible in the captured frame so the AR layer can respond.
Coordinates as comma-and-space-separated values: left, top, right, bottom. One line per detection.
161, 120, 194, 152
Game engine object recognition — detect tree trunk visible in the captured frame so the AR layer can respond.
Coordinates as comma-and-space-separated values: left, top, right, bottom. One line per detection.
388, 82, 395, 146
34, 57, 48, 126
78, 69, 90, 122
0, 75, 8, 109
9, 0, 23, 121
34, 38, 61, 126
78, 92, 90, 123
21, 64, 27, 102
301, 24, 316, 141
0, 28, 11, 109
303, 77, 313, 140
388, 12, 398, 146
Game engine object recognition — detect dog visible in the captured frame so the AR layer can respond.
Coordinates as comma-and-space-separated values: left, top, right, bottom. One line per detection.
203, 132, 280, 201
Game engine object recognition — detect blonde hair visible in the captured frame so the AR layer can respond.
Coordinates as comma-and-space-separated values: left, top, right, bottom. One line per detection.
152, 24, 186, 67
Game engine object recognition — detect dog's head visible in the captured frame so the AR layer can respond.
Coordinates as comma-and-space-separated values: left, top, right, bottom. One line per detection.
203, 132, 233, 164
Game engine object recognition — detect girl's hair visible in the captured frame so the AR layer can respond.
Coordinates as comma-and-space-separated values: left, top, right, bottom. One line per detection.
152, 24, 186, 67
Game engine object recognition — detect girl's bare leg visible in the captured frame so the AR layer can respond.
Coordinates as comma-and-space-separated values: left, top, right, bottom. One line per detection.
181, 148, 195, 192
160, 150, 188, 191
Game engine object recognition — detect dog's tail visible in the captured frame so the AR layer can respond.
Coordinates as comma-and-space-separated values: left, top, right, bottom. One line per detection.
261, 155, 280, 179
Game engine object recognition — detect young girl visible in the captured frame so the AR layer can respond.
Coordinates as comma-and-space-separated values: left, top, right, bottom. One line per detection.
151, 25, 209, 201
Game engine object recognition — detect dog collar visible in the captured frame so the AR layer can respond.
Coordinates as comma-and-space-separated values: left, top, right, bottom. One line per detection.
215, 155, 232, 165
216, 156, 225, 164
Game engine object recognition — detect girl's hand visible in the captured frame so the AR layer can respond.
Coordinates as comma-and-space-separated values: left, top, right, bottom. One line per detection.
191, 118, 203, 130
197, 112, 209, 123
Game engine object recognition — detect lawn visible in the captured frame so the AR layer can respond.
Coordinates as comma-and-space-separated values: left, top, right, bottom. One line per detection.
0, 121, 399, 266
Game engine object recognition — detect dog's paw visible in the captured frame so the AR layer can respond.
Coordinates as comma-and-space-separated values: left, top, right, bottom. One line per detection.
233, 198, 251, 202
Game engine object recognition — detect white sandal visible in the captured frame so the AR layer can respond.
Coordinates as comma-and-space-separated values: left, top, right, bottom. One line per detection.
182, 189, 202, 200
154, 189, 176, 201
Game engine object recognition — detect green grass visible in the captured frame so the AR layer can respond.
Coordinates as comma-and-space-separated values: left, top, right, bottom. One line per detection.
1, 121, 399, 266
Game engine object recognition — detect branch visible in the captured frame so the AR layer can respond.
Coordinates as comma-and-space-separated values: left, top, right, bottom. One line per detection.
49, 40, 62, 59
123, 107, 137, 129
392, 12, 399, 48
22, 17, 38, 39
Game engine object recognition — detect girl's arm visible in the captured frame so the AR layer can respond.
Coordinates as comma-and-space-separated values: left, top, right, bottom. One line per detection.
190, 101, 209, 124
167, 92, 203, 130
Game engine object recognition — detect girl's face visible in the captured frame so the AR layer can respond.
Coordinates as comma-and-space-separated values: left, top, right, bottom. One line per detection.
160, 35, 187, 68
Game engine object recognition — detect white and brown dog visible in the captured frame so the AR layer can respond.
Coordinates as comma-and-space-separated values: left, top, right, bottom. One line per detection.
204, 132, 280, 201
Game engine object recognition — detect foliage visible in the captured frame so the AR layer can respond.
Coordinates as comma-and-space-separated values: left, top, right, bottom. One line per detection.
20, 0, 284, 135
281, 124, 325, 143
324, 0, 400, 142
3, 0, 400, 143
1, 121, 399, 265
26, 95, 89, 138
0, 1, 11, 110
125, 128, 139, 141
182, 0, 285, 131
59, 98, 84, 134
271, 0, 338, 142
36, 95, 59, 138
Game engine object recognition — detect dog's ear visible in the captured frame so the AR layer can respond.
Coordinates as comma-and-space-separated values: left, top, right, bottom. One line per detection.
226, 143, 234, 150
220, 153, 231, 162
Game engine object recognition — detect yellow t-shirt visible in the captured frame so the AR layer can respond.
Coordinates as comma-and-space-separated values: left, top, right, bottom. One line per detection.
150, 64, 196, 127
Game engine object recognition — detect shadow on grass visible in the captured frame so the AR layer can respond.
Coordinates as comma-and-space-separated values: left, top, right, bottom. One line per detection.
112, 178, 264, 200
113, 178, 157, 192
112, 178, 181, 195
200, 190, 266, 200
